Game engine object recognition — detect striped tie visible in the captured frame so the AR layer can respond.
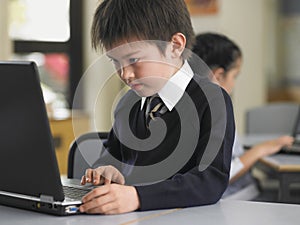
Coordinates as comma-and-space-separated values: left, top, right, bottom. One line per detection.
146, 95, 167, 126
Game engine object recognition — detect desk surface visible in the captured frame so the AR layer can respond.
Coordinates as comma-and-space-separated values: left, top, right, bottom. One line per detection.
0, 204, 171, 225
138, 200, 300, 225
1, 200, 299, 225
260, 154, 300, 172
242, 134, 300, 172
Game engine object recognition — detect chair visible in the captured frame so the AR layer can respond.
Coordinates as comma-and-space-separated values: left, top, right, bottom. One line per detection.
67, 132, 109, 179
245, 103, 300, 201
245, 102, 300, 135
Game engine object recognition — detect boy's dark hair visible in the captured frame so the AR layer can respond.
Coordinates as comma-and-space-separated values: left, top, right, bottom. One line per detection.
192, 33, 242, 73
91, 0, 195, 59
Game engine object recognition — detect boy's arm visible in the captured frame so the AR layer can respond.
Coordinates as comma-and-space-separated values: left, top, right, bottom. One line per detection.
135, 90, 235, 210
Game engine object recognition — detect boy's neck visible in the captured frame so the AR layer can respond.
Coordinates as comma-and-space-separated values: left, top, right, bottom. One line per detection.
170, 59, 184, 78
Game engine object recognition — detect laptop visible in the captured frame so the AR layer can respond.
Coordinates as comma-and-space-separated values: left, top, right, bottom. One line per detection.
0, 61, 93, 215
280, 107, 300, 154
242, 106, 300, 154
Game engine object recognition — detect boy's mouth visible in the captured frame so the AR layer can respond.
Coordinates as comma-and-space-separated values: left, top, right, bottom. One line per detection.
129, 82, 143, 90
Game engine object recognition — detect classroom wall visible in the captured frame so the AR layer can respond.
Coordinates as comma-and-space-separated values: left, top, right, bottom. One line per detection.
83, 0, 123, 131
0, 0, 12, 60
83, 0, 277, 134
219, 0, 268, 134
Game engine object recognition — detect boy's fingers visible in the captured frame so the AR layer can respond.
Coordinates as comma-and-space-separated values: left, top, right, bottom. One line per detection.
83, 166, 124, 185
117, 175, 125, 185
81, 175, 86, 185
104, 171, 113, 183
104, 178, 111, 185
85, 169, 94, 183
95, 167, 112, 184
93, 167, 107, 185
93, 169, 101, 184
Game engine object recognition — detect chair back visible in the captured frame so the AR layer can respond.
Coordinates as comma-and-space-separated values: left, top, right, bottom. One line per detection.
67, 132, 109, 179
245, 102, 300, 135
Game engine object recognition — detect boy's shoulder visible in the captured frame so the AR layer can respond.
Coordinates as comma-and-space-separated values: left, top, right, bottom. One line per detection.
187, 75, 232, 107
114, 90, 140, 115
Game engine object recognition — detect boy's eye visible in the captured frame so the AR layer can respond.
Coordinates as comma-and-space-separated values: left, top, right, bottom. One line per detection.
129, 58, 139, 64
109, 58, 121, 69
110, 58, 118, 65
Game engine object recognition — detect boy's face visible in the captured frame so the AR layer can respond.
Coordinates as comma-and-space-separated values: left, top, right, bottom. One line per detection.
106, 40, 183, 97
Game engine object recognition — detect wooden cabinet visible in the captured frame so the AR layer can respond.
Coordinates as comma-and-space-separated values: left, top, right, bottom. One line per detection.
268, 86, 300, 103
49, 111, 90, 175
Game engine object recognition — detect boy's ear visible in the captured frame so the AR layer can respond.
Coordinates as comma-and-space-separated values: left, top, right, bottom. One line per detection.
170, 33, 186, 58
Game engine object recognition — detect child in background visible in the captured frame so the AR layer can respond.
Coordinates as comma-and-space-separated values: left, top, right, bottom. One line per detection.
192, 32, 294, 200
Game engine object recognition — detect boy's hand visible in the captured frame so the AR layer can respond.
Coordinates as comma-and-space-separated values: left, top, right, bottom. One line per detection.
81, 166, 125, 185
79, 184, 140, 214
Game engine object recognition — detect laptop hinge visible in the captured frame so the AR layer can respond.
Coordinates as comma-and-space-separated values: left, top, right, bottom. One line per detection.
40, 195, 54, 203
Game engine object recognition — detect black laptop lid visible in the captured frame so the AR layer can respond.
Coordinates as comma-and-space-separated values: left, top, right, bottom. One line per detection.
0, 61, 64, 201
292, 107, 300, 140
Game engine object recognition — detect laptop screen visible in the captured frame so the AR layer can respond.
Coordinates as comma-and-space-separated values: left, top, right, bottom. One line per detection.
0, 61, 64, 201
293, 107, 300, 141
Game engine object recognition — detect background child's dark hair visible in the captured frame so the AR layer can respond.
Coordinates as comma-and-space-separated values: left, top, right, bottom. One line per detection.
91, 0, 195, 59
192, 33, 242, 74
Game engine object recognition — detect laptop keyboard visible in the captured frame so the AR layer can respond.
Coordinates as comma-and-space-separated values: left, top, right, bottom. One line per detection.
63, 186, 90, 201
294, 140, 300, 145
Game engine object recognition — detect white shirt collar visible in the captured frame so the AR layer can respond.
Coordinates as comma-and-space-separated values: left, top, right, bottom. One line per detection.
141, 60, 193, 111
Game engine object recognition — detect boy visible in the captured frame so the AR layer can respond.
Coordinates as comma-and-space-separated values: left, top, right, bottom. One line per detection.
79, 0, 235, 214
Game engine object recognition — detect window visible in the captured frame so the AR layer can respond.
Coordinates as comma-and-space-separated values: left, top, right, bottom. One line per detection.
9, 0, 83, 108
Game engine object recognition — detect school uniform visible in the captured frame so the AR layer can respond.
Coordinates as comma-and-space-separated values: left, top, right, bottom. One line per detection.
222, 133, 260, 200
94, 61, 235, 210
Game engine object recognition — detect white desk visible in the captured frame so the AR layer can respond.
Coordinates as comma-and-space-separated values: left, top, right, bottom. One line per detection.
0, 204, 175, 225
131, 200, 300, 225
1, 200, 299, 225
259, 154, 300, 203
242, 134, 300, 203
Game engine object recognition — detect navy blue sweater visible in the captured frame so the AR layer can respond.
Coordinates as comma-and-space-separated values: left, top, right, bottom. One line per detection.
95, 75, 235, 211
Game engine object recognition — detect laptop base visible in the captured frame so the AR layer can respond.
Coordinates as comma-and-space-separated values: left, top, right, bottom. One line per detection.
0, 194, 82, 216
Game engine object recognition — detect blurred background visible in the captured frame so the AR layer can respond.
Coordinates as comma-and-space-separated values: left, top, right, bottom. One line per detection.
1, 0, 300, 136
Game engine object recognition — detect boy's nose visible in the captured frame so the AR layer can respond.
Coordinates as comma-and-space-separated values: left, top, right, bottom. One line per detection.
120, 66, 134, 82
